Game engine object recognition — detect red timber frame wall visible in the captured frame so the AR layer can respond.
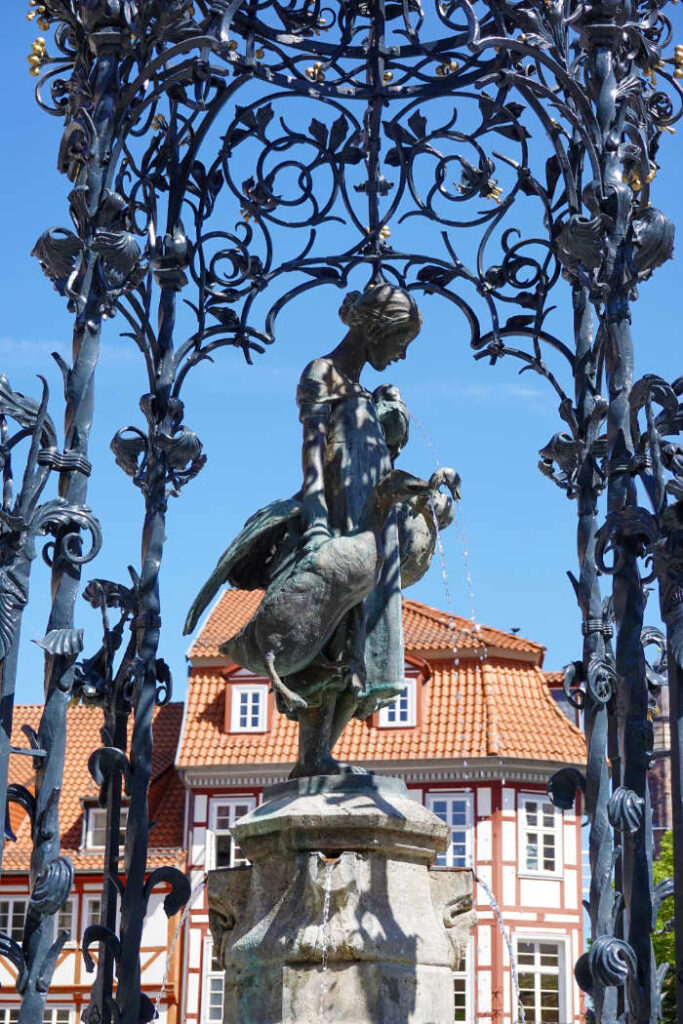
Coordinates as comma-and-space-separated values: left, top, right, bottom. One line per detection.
178, 775, 584, 1024
0, 872, 183, 1023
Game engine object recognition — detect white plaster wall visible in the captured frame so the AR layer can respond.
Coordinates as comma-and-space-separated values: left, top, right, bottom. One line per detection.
564, 823, 577, 865
477, 787, 491, 817
519, 877, 561, 908
194, 794, 208, 823
51, 947, 77, 985
477, 970, 492, 1014
503, 864, 516, 906
502, 820, 516, 858
477, 924, 491, 967
189, 923, 202, 969
477, 819, 492, 862
564, 869, 578, 909
0, 961, 16, 987
142, 893, 169, 985
476, 863, 493, 906
186, 971, 200, 1016
192, 825, 207, 868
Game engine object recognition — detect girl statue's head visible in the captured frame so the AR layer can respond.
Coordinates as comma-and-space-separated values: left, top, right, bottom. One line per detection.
339, 284, 422, 371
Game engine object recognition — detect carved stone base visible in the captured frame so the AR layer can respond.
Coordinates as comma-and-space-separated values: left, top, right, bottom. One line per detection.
208, 774, 476, 1024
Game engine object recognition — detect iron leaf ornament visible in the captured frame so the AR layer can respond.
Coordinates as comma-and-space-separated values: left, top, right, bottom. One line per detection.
8, 0, 683, 1020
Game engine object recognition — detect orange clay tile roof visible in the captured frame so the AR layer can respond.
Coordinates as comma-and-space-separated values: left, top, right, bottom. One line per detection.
5, 702, 185, 873
545, 671, 566, 685
178, 591, 585, 769
187, 590, 545, 662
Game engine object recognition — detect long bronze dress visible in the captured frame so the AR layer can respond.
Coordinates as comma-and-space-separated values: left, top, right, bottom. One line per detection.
296, 358, 404, 717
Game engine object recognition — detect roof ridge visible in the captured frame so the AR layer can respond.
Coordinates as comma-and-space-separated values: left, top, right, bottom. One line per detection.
402, 596, 543, 650
402, 597, 472, 627
480, 662, 502, 756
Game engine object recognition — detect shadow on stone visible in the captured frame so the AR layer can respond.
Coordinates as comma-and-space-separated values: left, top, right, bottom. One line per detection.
208, 774, 475, 1024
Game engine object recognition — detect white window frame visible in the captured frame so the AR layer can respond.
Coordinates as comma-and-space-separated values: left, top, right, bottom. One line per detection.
84, 894, 102, 932
201, 936, 225, 1024
54, 897, 76, 946
453, 937, 473, 1024
41, 1010, 74, 1024
518, 793, 562, 877
378, 677, 417, 728
426, 791, 474, 867
84, 805, 129, 850
230, 684, 268, 733
0, 896, 28, 942
83, 891, 121, 935
208, 797, 256, 869
0, 1007, 20, 1024
514, 933, 570, 1024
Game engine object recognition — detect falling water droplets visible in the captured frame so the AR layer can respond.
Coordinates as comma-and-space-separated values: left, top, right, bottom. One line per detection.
155, 878, 206, 1016
318, 857, 333, 1024
412, 408, 485, 661
475, 872, 526, 1024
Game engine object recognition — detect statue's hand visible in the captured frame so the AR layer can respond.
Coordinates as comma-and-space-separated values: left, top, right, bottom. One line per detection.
373, 384, 410, 461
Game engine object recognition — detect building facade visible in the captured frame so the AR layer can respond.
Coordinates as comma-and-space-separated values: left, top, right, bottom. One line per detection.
1, 703, 187, 1024
176, 590, 587, 1024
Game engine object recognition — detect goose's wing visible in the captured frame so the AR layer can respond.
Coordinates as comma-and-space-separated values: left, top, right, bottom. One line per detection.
183, 496, 301, 635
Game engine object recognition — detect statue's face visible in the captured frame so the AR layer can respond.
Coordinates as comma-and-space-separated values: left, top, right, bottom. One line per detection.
366, 318, 421, 371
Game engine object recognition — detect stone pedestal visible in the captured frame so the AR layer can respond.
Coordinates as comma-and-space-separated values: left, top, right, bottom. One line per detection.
207, 775, 476, 1024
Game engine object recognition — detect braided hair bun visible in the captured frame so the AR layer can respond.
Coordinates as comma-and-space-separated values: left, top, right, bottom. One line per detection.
338, 284, 421, 335
338, 290, 364, 326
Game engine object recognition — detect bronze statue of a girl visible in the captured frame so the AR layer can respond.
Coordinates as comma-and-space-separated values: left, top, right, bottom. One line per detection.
185, 284, 459, 777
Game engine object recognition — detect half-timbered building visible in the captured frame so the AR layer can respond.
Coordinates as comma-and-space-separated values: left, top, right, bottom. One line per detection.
1, 703, 186, 1024
177, 589, 587, 1024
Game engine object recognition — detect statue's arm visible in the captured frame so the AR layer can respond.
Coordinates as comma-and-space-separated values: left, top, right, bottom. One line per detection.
300, 412, 332, 547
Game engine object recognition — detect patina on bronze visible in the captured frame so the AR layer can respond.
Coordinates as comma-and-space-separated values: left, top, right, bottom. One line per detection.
10, 0, 683, 1019
186, 284, 461, 776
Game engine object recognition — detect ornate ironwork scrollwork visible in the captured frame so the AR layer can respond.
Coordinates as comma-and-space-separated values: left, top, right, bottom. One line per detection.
7, 0, 683, 1021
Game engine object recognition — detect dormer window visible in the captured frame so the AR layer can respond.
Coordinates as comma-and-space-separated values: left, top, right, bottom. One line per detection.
230, 684, 268, 732
85, 807, 128, 849
378, 678, 416, 727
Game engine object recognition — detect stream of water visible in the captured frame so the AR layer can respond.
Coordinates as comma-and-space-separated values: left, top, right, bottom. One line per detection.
475, 871, 527, 1024
154, 877, 206, 1016
417, 413, 527, 1023
318, 857, 334, 1024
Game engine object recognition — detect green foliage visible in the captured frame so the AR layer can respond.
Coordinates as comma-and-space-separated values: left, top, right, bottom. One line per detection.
653, 831, 676, 1024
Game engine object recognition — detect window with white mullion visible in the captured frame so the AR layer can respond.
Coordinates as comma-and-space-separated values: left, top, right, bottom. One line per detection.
0, 897, 27, 941
202, 939, 225, 1024
520, 794, 560, 874
517, 940, 564, 1024
54, 898, 75, 944
426, 793, 473, 867
0, 1009, 20, 1024
210, 798, 256, 868
86, 806, 128, 849
378, 678, 416, 727
453, 939, 472, 1023
42, 1010, 73, 1024
230, 684, 267, 733
85, 896, 102, 929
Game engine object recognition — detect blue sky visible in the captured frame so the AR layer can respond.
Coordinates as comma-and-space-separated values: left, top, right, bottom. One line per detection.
1, 9, 682, 704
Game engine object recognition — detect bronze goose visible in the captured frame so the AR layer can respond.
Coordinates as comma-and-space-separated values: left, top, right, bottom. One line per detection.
217, 470, 431, 710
